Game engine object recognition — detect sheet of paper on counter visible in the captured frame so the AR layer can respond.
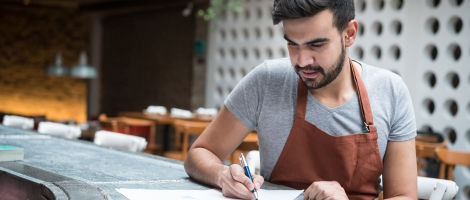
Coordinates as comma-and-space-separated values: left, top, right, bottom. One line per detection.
116, 188, 303, 200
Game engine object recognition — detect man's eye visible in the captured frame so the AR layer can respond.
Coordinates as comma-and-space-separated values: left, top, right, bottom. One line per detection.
309, 44, 323, 48
287, 42, 296, 46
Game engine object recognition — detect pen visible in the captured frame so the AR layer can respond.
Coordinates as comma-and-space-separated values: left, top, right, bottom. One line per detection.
239, 153, 259, 200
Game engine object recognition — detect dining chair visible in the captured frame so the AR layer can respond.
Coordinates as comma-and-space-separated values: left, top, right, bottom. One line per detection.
415, 140, 448, 176
435, 148, 470, 180
229, 131, 259, 164
163, 119, 208, 161
98, 114, 160, 154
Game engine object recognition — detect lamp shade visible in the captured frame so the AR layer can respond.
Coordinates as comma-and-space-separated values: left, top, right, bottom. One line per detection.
70, 51, 97, 79
46, 53, 68, 76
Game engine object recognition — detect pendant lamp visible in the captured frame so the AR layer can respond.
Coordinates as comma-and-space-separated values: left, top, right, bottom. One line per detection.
70, 51, 97, 79
46, 52, 68, 76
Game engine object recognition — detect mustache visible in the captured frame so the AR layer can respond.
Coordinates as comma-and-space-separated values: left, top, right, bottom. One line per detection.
294, 65, 325, 75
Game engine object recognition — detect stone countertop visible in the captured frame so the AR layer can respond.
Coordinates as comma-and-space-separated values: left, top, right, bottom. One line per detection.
0, 125, 297, 199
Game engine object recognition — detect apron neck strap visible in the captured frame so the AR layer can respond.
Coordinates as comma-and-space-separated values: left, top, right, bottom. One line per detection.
295, 58, 374, 129
296, 78, 308, 119
349, 58, 374, 128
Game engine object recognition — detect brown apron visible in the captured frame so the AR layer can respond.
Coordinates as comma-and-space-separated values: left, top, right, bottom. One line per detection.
270, 59, 383, 200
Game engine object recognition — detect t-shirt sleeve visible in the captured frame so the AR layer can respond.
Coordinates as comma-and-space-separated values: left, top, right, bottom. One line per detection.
224, 62, 267, 130
388, 76, 417, 141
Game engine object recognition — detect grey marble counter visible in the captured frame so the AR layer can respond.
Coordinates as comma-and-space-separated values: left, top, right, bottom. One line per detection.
0, 125, 299, 200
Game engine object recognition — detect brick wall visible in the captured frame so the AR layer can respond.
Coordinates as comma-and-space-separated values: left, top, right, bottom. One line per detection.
0, 6, 90, 123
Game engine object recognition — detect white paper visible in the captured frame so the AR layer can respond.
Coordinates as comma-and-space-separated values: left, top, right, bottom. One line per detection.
117, 188, 302, 200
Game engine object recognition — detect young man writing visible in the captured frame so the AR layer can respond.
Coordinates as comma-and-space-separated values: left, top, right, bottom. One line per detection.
185, 1, 417, 199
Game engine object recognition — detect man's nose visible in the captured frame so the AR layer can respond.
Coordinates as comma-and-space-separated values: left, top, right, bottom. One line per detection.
297, 48, 314, 67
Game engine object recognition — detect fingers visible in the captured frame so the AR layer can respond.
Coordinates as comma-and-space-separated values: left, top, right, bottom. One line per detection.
219, 164, 258, 199
303, 181, 348, 200
252, 174, 264, 190
230, 164, 255, 190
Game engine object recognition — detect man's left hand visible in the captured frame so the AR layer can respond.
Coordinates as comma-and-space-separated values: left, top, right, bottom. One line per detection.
303, 181, 348, 200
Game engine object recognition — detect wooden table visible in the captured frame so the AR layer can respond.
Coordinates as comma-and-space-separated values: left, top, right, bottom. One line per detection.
118, 112, 214, 152
118, 112, 214, 124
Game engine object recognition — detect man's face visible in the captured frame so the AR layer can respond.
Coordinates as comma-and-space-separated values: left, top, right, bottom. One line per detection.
283, 10, 346, 90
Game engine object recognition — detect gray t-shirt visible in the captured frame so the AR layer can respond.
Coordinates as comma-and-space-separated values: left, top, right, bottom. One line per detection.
224, 58, 416, 180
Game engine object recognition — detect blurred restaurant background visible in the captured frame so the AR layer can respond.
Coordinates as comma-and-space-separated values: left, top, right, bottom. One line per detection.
0, 0, 469, 199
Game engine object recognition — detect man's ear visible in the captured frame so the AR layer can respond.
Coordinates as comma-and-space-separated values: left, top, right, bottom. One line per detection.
343, 20, 358, 47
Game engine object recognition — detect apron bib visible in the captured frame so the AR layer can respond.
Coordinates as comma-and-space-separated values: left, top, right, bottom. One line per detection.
270, 59, 383, 200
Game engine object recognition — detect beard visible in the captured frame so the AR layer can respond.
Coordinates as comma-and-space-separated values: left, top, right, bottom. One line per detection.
294, 39, 346, 90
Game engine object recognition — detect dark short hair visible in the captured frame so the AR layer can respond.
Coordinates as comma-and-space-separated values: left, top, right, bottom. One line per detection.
272, 0, 355, 32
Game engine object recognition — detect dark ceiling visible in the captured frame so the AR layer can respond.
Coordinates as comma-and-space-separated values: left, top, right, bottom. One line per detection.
0, 0, 208, 16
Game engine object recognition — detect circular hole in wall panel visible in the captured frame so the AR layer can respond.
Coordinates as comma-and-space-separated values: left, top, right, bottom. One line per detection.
244, 8, 251, 20
267, 27, 274, 38
267, 6, 273, 19
423, 98, 436, 115
243, 28, 250, 40
420, 124, 435, 134
232, 10, 239, 21
373, 0, 385, 11
217, 67, 224, 79
353, 46, 365, 60
220, 10, 227, 21
389, 45, 401, 60
467, 129, 470, 146
231, 29, 237, 40
425, 44, 439, 61
254, 27, 261, 39
241, 68, 247, 77
450, 0, 465, 6
256, 7, 263, 19
219, 48, 226, 59
229, 68, 236, 79
444, 127, 457, 144
217, 86, 224, 98
391, 0, 404, 10
447, 43, 462, 61
280, 48, 287, 57
424, 71, 437, 88
372, 21, 383, 36
358, 22, 365, 36
242, 48, 248, 59
371, 45, 382, 60
427, 0, 441, 8
465, 100, 470, 115
356, 0, 367, 12
390, 20, 403, 35
446, 71, 460, 89
426, 17, 440, 35
230, 48, 237, 59
448, 16, 463, 34
220, 29, 227, 40
253, 48, 261, 59
444, 99, 459, 117
266, 48, 273, 58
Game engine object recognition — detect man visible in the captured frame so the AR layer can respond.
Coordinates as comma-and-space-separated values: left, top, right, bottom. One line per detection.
184, 0, 417, 199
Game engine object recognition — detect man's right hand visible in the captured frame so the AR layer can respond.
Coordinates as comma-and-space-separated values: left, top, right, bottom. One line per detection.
217, 164, 264, 200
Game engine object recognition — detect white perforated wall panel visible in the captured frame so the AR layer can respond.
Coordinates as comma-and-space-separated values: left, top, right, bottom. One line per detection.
205, 0, 470, 197
205, 0, 286, 109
